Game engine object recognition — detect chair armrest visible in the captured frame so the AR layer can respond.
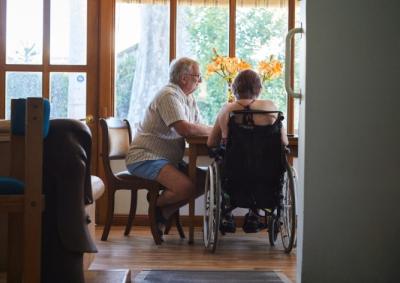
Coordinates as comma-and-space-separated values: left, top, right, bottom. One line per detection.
90, 176, 105, 202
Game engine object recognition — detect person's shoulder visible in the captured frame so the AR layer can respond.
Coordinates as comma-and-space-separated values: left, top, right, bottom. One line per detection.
220, 102, 238, 114
256, 99, 278, 110
156, 84, 182, 101
157, 83, 177, 95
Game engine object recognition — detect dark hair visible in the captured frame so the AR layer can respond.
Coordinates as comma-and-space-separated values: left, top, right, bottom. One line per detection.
231, 69, 262, 99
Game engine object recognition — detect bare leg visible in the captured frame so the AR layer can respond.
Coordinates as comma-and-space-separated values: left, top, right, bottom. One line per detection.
156, 165, 206, 219
156, 164, 195, 219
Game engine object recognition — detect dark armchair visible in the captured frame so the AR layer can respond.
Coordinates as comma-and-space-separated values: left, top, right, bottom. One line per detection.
41, 119, 97, 283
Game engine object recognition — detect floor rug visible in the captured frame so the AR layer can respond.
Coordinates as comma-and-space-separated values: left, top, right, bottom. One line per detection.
135, 270, 291, 283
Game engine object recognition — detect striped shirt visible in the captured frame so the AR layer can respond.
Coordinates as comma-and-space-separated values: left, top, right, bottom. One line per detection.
126, 83, 200, 166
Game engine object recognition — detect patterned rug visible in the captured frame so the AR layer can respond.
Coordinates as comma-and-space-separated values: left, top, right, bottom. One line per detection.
135, 270, 291, 283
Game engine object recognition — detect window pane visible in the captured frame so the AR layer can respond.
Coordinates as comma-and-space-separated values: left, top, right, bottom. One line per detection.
50, 0, 87, 65
236, 7, 288, 116
6, 0, 43, 64
177, 2, 228, 125
114, 2, 170, 124
5, 72, 42, 119
50, 72, 86, 119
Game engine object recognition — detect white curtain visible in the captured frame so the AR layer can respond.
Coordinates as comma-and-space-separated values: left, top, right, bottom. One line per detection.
127, 5, 170, 127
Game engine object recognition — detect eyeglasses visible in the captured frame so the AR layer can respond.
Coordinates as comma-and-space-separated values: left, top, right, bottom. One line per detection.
186, 73, 202, 80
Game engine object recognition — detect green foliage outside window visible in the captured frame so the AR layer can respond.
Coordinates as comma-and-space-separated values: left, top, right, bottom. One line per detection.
186, 7, 287, 124
183, 7, 229, 125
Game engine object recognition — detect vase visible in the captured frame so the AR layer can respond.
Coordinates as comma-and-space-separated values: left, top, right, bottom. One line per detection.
227, 89, 235, 103
227, 83, 235, 103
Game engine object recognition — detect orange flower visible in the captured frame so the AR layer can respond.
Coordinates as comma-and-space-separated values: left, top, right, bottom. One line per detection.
257, 56, 283, 83
206, 49, 252, 83
206, 49, 282, 102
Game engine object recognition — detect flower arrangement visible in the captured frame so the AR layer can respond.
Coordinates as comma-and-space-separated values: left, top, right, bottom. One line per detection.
206, 49, 283, 102
257, 55, 283, 83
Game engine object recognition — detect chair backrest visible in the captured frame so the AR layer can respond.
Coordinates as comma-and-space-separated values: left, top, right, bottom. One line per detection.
99, 118, 132, 177
10, 98, 50, 182
1, 97, 49, 283
223, 110, 286, 209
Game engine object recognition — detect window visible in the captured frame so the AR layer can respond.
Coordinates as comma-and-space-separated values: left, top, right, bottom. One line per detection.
0, 0, 98, 120
236, 6, 288, 120
5, 72, 42, 118
114, 0, 297, 129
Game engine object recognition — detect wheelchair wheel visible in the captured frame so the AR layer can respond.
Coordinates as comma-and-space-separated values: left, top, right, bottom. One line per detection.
280, 162, 296, 253
203, 162, 221, 252
268, 215, 279, 246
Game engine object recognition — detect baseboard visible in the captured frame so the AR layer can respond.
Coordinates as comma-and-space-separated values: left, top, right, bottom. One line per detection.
109, 214, 246, 227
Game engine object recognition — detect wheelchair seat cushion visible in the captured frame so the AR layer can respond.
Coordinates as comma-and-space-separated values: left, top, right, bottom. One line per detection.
0, 177, 25, 194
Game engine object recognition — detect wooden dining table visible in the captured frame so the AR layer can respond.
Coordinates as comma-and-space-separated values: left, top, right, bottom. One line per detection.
185, 135, 298, 244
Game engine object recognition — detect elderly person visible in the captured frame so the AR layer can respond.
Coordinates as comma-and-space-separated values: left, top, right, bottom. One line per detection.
126, 57, 212, 235
207, 69, 288, 233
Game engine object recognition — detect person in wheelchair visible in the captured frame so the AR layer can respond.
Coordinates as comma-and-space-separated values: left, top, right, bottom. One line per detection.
207, 69, 288, 233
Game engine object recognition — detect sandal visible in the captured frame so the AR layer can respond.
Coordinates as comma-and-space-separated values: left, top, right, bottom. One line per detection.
242, 212, 264, 233
155, 206, 167, 240
220, 212, 236, 233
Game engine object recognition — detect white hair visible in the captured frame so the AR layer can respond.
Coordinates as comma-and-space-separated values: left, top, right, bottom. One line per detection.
169, 57, 199, 84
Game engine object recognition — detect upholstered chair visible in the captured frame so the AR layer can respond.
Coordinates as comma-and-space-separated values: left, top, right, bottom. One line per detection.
41, 119, 98, 283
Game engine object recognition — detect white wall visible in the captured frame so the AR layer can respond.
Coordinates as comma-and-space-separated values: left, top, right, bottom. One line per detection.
299, 1, 400, 282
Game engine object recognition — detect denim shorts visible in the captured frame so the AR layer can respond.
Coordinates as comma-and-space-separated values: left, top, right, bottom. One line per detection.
127, 159, 170, 180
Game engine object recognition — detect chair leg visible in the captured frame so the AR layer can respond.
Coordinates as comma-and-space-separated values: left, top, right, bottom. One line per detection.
147, 190, 163, 245
175, 210, 186, 239
124, 190, 137, 236
8, 213, 23, 283
101, 189, 116, 241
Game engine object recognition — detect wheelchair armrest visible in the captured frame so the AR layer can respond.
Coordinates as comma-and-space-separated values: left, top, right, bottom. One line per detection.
208, 146, 225, 159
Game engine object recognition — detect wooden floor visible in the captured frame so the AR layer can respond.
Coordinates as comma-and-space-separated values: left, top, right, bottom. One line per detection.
91, 226, 297, 282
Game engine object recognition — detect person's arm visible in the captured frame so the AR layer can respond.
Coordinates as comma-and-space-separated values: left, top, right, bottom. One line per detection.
260, 100, 288, 145
172, 120, 212, 137
281, 126, 289, 146
206, 120, 222, 147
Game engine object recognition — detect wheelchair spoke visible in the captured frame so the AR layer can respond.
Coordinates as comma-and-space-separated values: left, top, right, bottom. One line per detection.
280, 165, 296, 253
203, 162, 220, 252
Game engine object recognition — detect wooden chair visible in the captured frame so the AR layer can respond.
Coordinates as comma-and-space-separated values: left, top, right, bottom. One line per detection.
99, 118, 184, 245
0, 98, 49, 283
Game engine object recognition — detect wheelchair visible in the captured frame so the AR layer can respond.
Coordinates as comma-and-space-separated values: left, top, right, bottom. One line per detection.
203, 110, 297, 253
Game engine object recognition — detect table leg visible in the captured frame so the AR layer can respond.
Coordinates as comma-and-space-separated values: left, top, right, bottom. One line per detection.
188, 145, 198, 244
188, 198, 195, 244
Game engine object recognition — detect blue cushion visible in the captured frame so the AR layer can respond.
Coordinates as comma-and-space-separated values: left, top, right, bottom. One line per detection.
0, 177, 25, 195
11, 98, 51, 138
